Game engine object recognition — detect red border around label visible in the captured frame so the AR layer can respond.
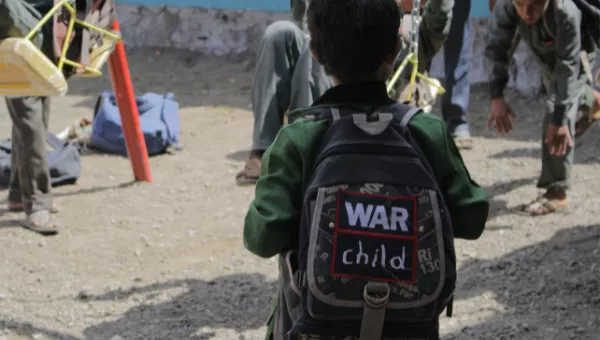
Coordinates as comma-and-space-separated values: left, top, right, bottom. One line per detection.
330, 189, 418, 284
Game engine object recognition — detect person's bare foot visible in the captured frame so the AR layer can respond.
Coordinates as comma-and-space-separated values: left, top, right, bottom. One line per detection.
235, 151, 264, 186
518, 187, 568, 216
20, 210, 58, 236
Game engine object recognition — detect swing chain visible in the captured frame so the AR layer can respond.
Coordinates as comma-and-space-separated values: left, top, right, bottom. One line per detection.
410, 0, 421, 55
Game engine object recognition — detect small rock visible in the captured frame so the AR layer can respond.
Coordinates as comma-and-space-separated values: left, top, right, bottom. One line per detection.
78, 287, 93, 300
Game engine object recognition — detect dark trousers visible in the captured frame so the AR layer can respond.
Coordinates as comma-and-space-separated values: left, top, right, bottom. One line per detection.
440, 0, 471, 137
5, 96, 52, 214
250, 21, 333, 152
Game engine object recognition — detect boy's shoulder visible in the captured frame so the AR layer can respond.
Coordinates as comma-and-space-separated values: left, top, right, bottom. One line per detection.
276, 113, 330, 154
409, 110, 445, 125
407, 111, 447, 137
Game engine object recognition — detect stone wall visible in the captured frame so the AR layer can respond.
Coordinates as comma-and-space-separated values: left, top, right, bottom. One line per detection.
115, 5, 544, 95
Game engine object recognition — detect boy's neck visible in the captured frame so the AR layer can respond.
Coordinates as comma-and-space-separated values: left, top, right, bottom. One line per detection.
332, 73, 389, 86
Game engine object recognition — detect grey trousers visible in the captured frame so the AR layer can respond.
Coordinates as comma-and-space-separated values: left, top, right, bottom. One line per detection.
5, 96, 52, 214
538, 84, 593, 191
251, 21, 333, 152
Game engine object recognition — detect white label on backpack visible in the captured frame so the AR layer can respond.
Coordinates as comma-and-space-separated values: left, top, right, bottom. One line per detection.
331, 190, 418, 283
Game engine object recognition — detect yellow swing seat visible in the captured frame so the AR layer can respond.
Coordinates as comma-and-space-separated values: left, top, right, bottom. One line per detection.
0, 37, 68, 96
0, 0, 120, 97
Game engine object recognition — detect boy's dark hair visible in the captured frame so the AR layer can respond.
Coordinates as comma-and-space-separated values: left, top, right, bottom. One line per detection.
307, 0, 401, 82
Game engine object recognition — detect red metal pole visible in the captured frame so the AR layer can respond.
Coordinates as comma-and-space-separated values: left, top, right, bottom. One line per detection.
107, 19, 153, 183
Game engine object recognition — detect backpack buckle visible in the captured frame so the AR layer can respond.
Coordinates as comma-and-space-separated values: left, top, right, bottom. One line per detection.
359, 282, 390, 340
294, 270, 307, 289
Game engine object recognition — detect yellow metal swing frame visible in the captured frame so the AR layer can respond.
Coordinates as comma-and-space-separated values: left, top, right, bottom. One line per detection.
386, 0, 445, 110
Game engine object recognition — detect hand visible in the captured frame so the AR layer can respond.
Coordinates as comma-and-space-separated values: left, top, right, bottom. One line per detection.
489, 0, 497, 13
488, 98, 516, 136
544, 124, 573, 156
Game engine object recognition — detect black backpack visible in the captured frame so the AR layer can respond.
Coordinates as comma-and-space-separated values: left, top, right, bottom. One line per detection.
283, 103, 456, 340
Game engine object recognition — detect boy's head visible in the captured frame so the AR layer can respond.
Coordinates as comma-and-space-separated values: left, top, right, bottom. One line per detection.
512, 0, 549, 24
307, 0, 402, 84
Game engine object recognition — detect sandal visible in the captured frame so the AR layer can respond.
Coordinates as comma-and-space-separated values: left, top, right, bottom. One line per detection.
21, 210, 58, 236
517, 195, 568, 216
454, 136, 473, 150
235, 157, 262, 186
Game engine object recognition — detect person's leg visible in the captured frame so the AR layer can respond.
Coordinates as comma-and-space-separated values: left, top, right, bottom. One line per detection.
441, 0, 472, 149
5, 96, 56, 234
288, 41, 333, 113
236, 21, 306, 185
521, 94, 576, 215
7, 123, 22, 211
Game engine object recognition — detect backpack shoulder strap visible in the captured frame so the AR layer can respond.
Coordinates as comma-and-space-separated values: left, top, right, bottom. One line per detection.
292, 105, 343, 121
379, 102, 423, 128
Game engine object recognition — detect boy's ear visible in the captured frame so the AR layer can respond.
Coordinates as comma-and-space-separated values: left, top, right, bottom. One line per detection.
386, 34, 403, 64
309, 44, 321, 64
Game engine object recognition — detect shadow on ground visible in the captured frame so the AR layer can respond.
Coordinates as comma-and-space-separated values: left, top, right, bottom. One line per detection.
479, 176, 537, 221
225, 150, 251, 162
0, 273, 275, 340
486, 133, 600, 164
444, 224, 600, 340
1, 227, 597, 340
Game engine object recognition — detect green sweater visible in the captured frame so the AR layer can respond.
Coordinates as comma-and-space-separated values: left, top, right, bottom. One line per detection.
244, 82, 489, 259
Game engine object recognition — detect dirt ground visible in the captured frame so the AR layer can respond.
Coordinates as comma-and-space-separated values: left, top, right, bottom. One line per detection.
0, 48, 598, 340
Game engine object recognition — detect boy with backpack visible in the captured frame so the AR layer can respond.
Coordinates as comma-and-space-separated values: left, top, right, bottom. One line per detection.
486, 0, 600, 216
243, 0, 489, 339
